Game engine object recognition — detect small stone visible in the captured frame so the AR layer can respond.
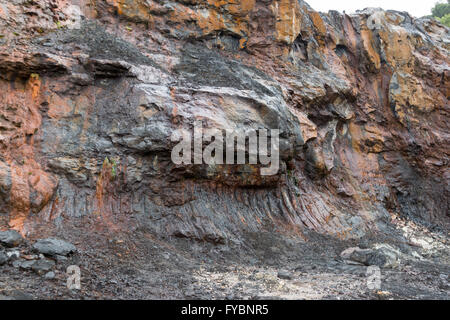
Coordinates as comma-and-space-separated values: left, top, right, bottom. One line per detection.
0, 230, 24, 248
277, 270, 293, 280
32, 238, 76, 257
6, 250, 20, 261
9, 290, 33, 300
31, 258, 56, 275
44, 271, 55, 280
0, 251, 8, 265
13, 259, 35, 270
55, 254, 68, 262
22, 254, 39, 260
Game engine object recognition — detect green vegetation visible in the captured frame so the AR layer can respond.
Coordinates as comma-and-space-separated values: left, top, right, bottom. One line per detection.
110, 158, 118, 180
432, 1, 450, 27
437, 13, 450, 26
55, 21, 64, 29
102, 157, 118, 181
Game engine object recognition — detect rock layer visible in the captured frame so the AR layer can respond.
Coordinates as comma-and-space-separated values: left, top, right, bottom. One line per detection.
0, 0, 448, 242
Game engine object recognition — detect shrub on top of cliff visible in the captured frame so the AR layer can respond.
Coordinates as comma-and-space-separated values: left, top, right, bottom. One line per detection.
432, 1, 450, 26
432, 0, 450, 18
437, 14, 450, 27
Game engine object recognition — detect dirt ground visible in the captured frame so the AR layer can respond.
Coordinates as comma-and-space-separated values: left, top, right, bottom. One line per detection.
0, 215, 449, 300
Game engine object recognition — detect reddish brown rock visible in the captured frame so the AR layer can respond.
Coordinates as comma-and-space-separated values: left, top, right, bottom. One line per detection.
0, 0, 448, 242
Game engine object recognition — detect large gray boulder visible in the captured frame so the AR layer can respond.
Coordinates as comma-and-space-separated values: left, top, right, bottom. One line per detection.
340, 245, 401, 269
32, 238, 76, 257
0, 230, 24, 248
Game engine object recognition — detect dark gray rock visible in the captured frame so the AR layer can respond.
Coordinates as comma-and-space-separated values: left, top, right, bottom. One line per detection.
8, 290, 33, 300
13, 259, 35, 270
32, 238, 76, 257
31, 258, 56, 275
340, 245, 400, 268
348, 249, 374, 266
0, 230, 24, 247
55, 254, 68, 262
277, 270, 293, 280
0, 250, 8, 265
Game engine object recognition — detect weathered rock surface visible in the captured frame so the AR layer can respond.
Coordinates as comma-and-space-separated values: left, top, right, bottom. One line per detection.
0, 1, 448, 248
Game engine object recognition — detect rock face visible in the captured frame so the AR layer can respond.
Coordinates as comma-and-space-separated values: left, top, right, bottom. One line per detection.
0, 0, 448, 243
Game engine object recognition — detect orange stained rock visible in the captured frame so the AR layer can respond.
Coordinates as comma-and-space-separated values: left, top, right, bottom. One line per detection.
272, 0, 302, 44
239, 37, 247, 49
195, 7, 250, 37
107, 0, 155, 23
343, 14, 358, 53
346, 122, 381, 172
309, 10, 326, 41
378, 28, 413, 71
7, 162, 56, 233
360, 28, 381, 71
28, 168, 58, 213
207, 0, 255, 16
105, 0, 253, 39
29, 74, 41, 100
0, 75, 58, 233
47, 93, 74, 119
389, 72, 441, 127
290, 108, 317, 143
8, 165, 31, 232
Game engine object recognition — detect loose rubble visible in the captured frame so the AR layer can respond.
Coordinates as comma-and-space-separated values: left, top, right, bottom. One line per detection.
0, 231, 77, 297
0, 218, 448, 300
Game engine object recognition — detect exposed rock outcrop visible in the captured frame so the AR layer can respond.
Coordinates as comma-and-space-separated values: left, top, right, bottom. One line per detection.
0, 0, 448, 245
